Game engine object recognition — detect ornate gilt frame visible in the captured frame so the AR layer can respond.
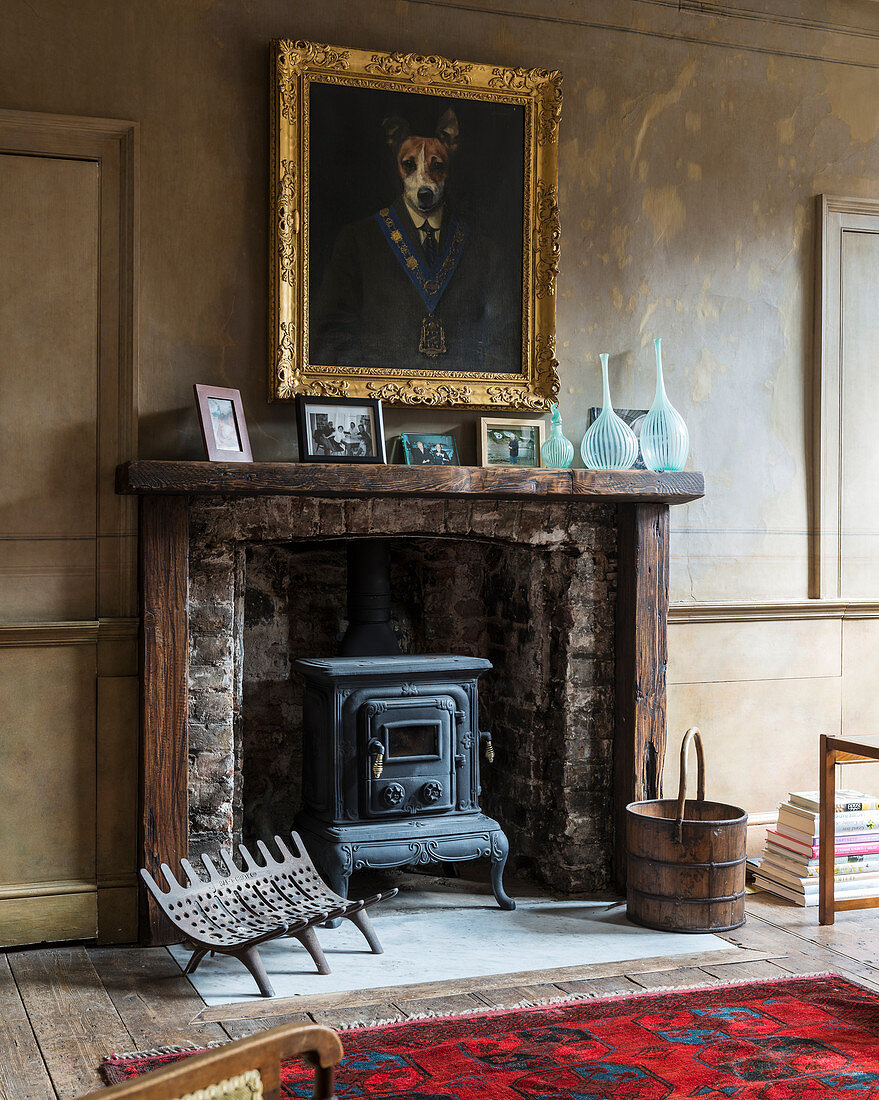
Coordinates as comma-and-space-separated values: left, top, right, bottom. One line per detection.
269, 40, 561, 410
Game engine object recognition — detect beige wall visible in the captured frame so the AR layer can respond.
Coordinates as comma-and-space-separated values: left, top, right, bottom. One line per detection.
5, 0, 879, 818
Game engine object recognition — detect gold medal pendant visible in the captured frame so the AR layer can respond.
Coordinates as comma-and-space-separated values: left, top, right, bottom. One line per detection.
419, 314, 447, 358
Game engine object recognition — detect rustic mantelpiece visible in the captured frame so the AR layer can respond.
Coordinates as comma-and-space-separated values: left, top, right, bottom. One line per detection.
117, 460, 703, 943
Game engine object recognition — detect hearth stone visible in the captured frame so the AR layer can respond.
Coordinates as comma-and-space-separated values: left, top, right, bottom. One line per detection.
294, 654, 514, 912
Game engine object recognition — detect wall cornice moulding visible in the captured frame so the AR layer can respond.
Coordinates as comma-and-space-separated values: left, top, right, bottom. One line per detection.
670, 600, 879, 623
407, 0, 879, 70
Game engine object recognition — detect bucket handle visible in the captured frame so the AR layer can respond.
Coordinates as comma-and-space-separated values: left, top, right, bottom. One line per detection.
674, 727, 706, 842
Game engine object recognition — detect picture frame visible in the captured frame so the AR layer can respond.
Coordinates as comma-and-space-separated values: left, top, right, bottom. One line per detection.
478, 417, 545, 469
193, 384, 253, 462
400, 432, 460, 466
269, 39, 562, 412
295, 394, 387, 463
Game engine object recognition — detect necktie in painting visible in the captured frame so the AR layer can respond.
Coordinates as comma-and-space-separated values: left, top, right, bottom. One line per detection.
420, 222, 438, 267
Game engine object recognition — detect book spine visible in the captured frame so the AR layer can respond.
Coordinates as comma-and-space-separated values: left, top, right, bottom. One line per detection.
791, 798, 879, 813
766, 830, 879, 858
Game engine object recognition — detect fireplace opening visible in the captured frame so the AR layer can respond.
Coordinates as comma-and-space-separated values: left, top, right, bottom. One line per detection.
207, 531, 616, 896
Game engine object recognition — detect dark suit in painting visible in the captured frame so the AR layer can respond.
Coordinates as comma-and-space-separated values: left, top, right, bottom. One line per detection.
311, 198, 519, 374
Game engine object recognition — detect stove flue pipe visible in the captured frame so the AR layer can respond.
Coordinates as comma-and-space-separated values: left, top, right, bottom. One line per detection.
338, 539, 401, 657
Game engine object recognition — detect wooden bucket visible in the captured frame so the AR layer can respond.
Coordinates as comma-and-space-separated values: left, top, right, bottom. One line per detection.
626, 727, 747, 933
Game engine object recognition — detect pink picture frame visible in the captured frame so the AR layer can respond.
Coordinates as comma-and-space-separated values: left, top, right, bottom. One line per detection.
193, 384, 253, 462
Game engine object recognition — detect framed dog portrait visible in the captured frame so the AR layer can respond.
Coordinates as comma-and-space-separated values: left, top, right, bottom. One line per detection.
193, 384, 253, 462
270, 40, 561, 411
295, 394, 387, 463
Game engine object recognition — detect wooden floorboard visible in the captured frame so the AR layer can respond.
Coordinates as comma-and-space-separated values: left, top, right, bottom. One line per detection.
195, 945, 773, 1022
0, 954, 56, 1100
88, 947, 229, 1050
7, 947, 133, 1100
8, 893, 879, 1097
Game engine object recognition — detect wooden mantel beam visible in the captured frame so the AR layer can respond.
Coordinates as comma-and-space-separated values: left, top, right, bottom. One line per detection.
117, 460, 704, 505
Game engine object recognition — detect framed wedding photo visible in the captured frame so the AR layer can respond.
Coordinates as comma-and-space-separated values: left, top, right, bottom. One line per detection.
479, 417, 545, 468
295, 395, 387, 463
269, 40, 562, 411
193, 384, 253, 462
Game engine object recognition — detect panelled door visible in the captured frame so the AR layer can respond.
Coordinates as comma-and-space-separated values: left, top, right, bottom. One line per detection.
0, 111, 138, 946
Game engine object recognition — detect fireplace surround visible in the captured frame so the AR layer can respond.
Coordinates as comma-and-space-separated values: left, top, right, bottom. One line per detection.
119, 461, 703, 943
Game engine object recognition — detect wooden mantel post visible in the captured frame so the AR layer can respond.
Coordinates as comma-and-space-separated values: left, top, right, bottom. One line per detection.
139, 494, 189, 944
613, 502, 670, 891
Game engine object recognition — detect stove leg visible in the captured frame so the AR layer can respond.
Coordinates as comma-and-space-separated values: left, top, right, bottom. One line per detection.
347, 908, 384, 954
490, 833, 516, 910
295, 925, 331, 974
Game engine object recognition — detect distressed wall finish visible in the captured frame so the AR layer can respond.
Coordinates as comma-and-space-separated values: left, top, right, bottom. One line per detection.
4, 0, 879, 599
6, 0, 879, 819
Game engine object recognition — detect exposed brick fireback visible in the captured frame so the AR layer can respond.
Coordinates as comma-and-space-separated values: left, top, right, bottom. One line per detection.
187, 496, 616, 891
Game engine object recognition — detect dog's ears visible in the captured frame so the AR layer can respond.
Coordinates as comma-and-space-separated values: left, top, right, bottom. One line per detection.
436, 108, 460, 153
383, 115, 410, 151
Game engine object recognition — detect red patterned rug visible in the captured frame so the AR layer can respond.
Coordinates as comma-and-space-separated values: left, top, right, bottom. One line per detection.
103, 975, 879, 1097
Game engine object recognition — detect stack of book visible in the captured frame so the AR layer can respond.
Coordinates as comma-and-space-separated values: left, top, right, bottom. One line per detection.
750, 789, 879, 906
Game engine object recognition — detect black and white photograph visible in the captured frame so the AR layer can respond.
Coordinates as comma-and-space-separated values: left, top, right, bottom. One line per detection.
295, 395, 386, 463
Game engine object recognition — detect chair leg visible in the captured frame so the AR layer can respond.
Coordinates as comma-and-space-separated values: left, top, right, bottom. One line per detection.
347, 908, 383, 954
295, 924, 331, 975
313, 1063, 336, 1100
184, 947, 208, 975
236, 945, 275, 997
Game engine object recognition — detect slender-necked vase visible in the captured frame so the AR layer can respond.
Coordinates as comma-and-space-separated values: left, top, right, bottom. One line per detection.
541, 404, 575, 469
580, 353, 638, 470
640, 337, 689, 472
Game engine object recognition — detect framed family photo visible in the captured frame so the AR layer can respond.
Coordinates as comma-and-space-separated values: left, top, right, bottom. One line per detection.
194, 384, 253, 462
269, 40, 562, 411
479, 417, 545, 468
295, 394, 387, 463
400, 432, 459, 466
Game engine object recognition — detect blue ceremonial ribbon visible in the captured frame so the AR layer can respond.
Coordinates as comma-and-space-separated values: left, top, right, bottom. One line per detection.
373, 206, 467, 314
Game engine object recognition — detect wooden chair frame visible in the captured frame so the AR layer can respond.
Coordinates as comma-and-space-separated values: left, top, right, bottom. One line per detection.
819, 733, 879, 925
82, 1021, 343, 1099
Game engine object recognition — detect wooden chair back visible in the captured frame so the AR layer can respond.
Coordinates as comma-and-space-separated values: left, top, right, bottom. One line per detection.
81, 1021, 343, 1099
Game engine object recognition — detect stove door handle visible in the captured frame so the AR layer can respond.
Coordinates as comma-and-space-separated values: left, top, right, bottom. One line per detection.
367, 738, 385, 779
479, 729, 495, 764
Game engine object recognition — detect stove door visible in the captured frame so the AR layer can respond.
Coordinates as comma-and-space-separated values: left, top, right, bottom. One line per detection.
363, 697, 454, 816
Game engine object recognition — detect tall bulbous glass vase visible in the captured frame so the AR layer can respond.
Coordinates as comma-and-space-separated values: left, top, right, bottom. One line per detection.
541, 404, 575, 469
580, 353, 638, 470
640, 338, 690, 472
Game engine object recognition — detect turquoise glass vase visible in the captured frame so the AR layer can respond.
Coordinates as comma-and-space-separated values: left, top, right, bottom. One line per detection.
640, 338, 689, 472
541, 404, 574, 469
580, 354, 638, 470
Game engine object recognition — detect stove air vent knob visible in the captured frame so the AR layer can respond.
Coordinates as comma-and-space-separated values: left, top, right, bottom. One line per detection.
381, 783, 405, 808
421, 781, 443, 803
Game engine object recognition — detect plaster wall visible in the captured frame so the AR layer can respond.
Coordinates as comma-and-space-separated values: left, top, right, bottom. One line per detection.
5, 0, 879, 815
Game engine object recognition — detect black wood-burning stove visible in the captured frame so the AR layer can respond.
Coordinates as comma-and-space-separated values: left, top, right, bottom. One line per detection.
294, 541, 514, 911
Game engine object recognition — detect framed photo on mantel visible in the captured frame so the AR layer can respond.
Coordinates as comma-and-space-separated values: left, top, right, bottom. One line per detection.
194, 384, 253, 462
269, 39, 562, 412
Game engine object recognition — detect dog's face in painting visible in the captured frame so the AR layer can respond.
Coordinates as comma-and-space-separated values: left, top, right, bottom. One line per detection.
384, 108, 459, 216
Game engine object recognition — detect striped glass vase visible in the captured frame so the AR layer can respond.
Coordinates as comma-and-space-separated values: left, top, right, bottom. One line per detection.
580, 354, 638, 470
640, 338, 689, 472
541, 404, 575, 469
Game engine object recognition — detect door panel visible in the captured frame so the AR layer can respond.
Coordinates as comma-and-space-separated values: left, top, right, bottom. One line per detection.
0, 113, 138, 947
